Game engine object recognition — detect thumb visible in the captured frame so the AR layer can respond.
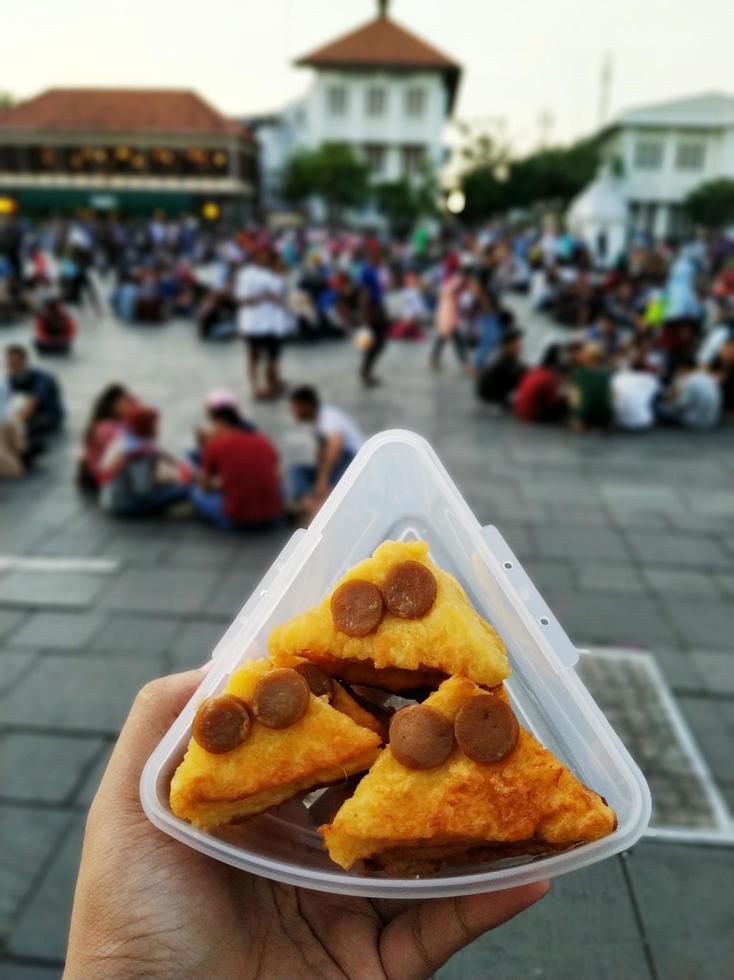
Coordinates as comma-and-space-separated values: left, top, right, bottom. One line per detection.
379, 881, 550, 980
95, 669, 204, 816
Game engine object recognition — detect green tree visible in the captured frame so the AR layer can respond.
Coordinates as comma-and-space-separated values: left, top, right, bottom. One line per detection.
684, 179, 734, 229
0, 92, 13, 110
459, 134, 603, 221
280, 143, 369, 221
373, 170, 438, 233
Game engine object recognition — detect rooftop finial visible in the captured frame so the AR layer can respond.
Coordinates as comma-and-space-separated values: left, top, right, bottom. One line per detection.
378, 0, 390, 18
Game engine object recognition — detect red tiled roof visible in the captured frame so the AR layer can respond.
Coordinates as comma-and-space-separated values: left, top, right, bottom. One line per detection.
297, 14, 460, 71
0, 89, 248, 138
296, 14, 461, 110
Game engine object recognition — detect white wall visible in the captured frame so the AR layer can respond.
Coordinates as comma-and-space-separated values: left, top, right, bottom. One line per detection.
616, 125, 732, 205
296, 69, 448, 180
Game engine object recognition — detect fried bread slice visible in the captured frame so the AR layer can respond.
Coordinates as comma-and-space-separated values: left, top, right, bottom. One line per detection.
269, 539, 510, 691
321, 676, 616, 872
170, 659, 381, 830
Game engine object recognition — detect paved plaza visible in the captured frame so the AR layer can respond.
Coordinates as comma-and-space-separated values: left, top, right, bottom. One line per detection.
1, 302, 733, 978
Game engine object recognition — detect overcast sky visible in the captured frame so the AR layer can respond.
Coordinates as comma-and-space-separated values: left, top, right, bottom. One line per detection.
7, 0, 732, 151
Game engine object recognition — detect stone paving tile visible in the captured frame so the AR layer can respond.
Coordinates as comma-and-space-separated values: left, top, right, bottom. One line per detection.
97, 533, 173, 566
0, 573, 103, 611
87, 614, 180, 657
0, 610, 27, 640
626, 843, 734, 980
649, 646, 706, 693
0, 656, 165, 733
521, 558, 575, 594
96, 568, 220, 614
7, 817, 84, 962
713, 572, 734, 597
205, 567, 263, 619
31, 529, 112, 558
438, 857, 650, 980
642, 568, 719, 598
0, 653, 39, 695
0, 806, 70, 940
75, 745, 113, 806
0, 734, 103, 804
168, 620, 230, 672
678, 697, 734, 784
545, 593, 677, 646
574, 561, 646, 595
491, 522, 534, 559
534, 527, 633, 563
690, 651, 734, 696
0, 964, 61, 979
626, 531, 732, 569
660, 598, 733, 648
7, 613, 103, 651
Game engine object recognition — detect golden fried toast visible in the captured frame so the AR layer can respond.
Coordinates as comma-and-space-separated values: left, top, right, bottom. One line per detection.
170, 660, 381, 831
321, 676, 617, 872
269, 540, 510, 691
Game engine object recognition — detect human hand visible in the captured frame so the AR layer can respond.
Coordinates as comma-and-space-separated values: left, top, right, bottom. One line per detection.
64, 670, 549, 980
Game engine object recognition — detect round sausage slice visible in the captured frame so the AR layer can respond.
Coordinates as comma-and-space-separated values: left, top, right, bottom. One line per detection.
454, 695, 519, 764
389, 703, 455, 770
331, 579, 384, 636
192, 694, 252, 754
294, 661, 334, 701
382, 561, 437, 619
252, 668, 310, 729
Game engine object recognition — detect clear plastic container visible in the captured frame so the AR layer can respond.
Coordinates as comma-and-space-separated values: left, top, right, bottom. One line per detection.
141, 429, 651, 899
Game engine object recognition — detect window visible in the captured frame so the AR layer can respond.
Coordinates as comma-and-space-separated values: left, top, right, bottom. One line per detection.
402, 145, 426, 175
634, 140, 663, 170
365, 87, 386, 117
363, 144, 386, 174
675, 141, 706, 171
404, 88, 426, 117
326, 86, 348, 116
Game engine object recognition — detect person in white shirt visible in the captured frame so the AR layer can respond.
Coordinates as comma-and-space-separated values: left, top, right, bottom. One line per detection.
611, 365, 659, 430
289, 385, 365, 521
235, 246, 290, 399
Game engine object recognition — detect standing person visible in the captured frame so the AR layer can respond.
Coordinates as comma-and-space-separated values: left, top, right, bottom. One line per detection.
190, 405, 283, 531
5, 345, 64, 456
356, 243, 389, 387
431, 254, 467, 370
289, 385, 365, 520
235, 246, 289, 400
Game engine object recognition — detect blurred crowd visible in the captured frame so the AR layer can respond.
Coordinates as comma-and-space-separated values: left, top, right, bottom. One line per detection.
2, 212, 734, 516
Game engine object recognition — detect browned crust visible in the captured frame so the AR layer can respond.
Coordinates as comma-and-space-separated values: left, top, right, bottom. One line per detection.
362, 838, 573, 876
299, 651, 447, 692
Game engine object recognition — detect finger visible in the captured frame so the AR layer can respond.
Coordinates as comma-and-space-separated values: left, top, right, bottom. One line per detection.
94, 669, 204, 814
379, 880, 550, 980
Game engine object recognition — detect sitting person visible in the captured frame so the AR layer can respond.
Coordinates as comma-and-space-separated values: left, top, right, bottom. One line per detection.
584, 311, 627, 360
190, 405, 282, 530
189, 389, 257, 470
709, 337, 734, 418
33, 295, 77, 355
513, 344, 567, 423
476, 328, 526, 407
658, 357, 722, 430
289, 385, 365, 520
611, 361, 659, 431
567, 343, 613, 432
77, 383, 137, 493
5, 344, 64, 458
98, 404, 189, 517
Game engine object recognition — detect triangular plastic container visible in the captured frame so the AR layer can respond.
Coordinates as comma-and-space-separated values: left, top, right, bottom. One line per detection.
141, 429, 651, 899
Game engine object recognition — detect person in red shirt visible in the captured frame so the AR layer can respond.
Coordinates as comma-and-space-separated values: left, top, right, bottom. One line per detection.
513, 345, 567, 423
34, 295, 77, 355
190, 405, 283, 529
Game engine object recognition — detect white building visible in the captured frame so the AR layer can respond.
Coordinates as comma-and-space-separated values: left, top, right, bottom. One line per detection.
254, 1, 461, 210
603, 92, 734, 239
567, 169, 628, 267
